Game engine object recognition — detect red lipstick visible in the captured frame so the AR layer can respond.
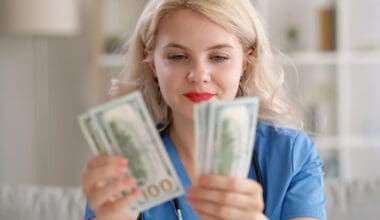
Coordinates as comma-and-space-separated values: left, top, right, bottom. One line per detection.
184, 92, 215, 103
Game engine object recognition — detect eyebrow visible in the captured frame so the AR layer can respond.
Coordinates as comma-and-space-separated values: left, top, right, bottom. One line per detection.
164, 43, 233, 51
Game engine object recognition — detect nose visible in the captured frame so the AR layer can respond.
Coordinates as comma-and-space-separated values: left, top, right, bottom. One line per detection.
187, 59, 211, 83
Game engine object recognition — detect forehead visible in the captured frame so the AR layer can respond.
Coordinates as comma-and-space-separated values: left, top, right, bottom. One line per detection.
155, 9, 242, 50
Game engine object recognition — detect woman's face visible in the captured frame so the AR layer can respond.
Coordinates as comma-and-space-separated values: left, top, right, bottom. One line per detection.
150, 9, 248, 123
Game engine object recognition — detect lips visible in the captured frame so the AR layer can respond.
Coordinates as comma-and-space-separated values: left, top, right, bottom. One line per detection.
184, 92, 215, 103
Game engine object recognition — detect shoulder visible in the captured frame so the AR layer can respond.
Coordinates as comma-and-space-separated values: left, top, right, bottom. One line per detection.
253, 122, 326, 219
255, 121, 317, 172
256, 121, 312, 146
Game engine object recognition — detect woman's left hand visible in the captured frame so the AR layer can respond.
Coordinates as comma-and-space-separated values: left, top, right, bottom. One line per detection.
187, 175, 267, 220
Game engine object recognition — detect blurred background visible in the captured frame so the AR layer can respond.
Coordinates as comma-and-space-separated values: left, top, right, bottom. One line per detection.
0, 0, 379, 219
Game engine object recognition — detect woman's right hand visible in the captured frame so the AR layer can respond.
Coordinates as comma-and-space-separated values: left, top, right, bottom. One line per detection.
82, 155, 142, 220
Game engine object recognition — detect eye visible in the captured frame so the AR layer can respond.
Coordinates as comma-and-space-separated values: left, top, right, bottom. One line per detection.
211, 55, 229, 62
167, 54, 187, 61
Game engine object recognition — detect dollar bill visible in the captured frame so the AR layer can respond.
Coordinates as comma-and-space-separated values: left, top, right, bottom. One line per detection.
89, 91, 184, 212
78, 113, 111, 155
195, 102, 210, 177
196, 97, 259, 178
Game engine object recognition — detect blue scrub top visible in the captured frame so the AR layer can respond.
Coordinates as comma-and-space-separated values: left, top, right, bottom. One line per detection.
85, 121, 326, 220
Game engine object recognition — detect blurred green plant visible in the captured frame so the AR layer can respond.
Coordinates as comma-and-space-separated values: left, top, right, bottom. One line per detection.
104, 35, 123, 54
286, 26, 299, 52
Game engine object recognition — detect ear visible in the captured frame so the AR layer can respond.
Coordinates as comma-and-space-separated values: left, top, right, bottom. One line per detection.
242, 48, 254, 75
149, 60, 157, 77
145, 49, 157, 76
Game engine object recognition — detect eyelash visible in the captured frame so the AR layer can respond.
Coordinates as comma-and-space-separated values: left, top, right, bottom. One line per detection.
211, 55, 229, 62
167, 54, 229, 63
168, 54, 187, 61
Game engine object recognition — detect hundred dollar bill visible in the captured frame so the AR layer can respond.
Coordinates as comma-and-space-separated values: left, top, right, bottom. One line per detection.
78, 113, 111, 155
195, 102, 211, 177
90, 91, 184, 212
197, 97, 259, 178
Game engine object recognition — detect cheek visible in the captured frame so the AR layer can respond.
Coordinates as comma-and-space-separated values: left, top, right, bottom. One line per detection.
155, 58, 182, 78
156, 61, 189, 90
156, 68, 181, 91
215, 65, 243, 98
226, 76, 241, 94
155, 63, 182, 98
213, 74, 239, 99
220, 67, 242, 87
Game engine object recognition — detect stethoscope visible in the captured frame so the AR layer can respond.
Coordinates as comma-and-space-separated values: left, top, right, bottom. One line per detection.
138, 150, 263, 220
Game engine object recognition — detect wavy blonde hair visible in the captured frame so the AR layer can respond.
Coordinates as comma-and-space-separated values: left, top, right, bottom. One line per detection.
111, 0, 301, 129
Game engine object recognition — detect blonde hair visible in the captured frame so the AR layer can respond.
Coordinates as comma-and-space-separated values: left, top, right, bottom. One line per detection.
111, 0, 302, 129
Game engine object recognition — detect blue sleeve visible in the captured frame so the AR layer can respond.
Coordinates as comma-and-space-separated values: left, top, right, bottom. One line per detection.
84, 201, 96, 220
281, 131, 327, 220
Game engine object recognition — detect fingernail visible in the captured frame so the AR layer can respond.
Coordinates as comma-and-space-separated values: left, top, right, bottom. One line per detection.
132, 188, 142, 196
130, 177, 137, 186
119, 158, 127, 165
123, 177, 136, 186
95, 181, 106, 188
118, 167, 127, 174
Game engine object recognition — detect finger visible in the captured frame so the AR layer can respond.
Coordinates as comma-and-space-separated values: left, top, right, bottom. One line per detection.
97, 188, 141, 219
252, 212, 269, 220
188, 198, 246, 219
193, 208, 220, 220
90, 177, 137, 211
82, 162, 128, 195
198, 175, 263, 195
87, 155, 127, 170
194, 207, 267, 220
188, 187, 264, 211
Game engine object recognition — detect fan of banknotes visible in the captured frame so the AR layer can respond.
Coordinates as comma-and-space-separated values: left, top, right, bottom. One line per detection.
195, 97, 259, 178
78, 91, 184, 212
78, 91, 259, 212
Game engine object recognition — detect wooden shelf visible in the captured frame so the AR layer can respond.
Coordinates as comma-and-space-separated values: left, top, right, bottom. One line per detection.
314, 135, 380, 149
346, 51, 380, 65
278, 50, 380, 66
278, 51, 338, 66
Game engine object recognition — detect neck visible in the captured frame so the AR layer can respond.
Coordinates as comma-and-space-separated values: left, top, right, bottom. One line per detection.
169, 117, 195, 162
169, 115, 198, 183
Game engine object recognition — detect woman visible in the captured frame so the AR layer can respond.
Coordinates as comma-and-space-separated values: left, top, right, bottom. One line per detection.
82, 0, 326, 219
